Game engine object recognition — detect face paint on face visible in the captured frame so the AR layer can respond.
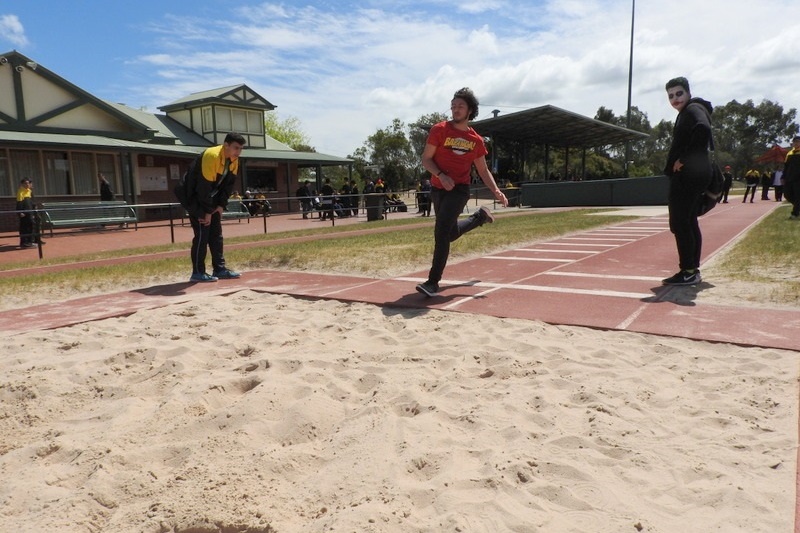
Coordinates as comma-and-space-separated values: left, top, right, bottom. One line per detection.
667, 87, 689, 112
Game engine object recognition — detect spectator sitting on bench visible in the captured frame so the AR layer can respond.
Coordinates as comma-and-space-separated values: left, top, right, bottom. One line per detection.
255, 192, 271, 216
243, 190, 259, 216
385, 190, 407, 212
320, 195, 347, 219
319, 178, 346, 220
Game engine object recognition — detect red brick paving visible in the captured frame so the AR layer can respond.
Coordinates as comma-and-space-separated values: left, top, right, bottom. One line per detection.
1, 200, 794, 351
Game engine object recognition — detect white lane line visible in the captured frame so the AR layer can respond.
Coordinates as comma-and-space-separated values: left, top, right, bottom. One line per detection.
586, 228, 661, 231
616, 303, 650, 329
625, 222, 669, 231
484, 256, 574, 263
543, 271, 662, 282
395, 277, 651, 300
584, 233, 658, 238
560, 237, 637, 242
513, 248, 601, 254
545, 243, 618, 247
588, 230, 660, 235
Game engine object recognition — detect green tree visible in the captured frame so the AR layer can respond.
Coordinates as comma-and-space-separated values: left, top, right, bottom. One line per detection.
642, 120, 674, 175
361, 118, 416, 190
408, 112, 450, 158
594, 105, 655, 176
407, 111, 449, 184
712, 99, 798, 174
263, 112, 313, 151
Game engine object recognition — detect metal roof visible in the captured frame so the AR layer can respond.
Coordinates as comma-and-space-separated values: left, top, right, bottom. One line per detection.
241, 148, 352, 166
106, 101, 296, 151
158, 84, 276, 112
0, 131, 352, 166
470, 105, 649, 149
0, 131, 202, 155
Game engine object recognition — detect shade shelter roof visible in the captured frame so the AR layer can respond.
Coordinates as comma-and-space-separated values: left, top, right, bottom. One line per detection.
470, 105, 649, 148
755, 144, 788, 165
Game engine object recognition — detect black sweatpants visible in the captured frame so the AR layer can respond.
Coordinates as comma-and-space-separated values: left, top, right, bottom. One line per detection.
189, 211, 226, 275
426, 185, 484, 284
668, 176, 707, 271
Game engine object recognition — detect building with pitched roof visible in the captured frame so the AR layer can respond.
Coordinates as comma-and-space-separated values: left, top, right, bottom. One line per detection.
0, 50, 352, 229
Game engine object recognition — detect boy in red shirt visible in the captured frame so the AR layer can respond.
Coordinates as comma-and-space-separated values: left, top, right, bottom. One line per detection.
416, 87, 508, 297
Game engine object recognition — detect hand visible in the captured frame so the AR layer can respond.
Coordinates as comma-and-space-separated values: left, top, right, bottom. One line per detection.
439, 174, 455, 191
200, 213, 212, 226
672, 159, 684, 173
494, 189, 509, 207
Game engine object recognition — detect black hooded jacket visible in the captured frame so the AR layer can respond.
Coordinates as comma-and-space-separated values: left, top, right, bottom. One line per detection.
664, 97, 713, 186
183, 149, 237, 219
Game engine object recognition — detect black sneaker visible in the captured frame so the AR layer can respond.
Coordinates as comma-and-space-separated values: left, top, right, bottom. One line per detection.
213, 268, 241, 279
415, 281, 439, 297
662, 270, 701, 286
190, 272, 218, 283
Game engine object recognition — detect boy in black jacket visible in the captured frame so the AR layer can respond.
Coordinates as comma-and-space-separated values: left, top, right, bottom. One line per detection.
186, 132, 245, 282
662, 77, 712, 286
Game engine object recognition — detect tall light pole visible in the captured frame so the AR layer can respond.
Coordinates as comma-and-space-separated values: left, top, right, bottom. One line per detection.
624, 0, 635, 178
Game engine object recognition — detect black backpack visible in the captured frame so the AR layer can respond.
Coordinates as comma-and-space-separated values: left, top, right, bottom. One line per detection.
698, 137, 724, 216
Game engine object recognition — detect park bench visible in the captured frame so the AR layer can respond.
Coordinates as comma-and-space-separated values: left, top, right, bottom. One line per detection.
222, 199, 251, 223
41, 201, 138, 236
179, 199, 251, 225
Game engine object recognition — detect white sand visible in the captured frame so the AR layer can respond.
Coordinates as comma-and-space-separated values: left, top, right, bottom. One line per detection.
0, 290, 796, 532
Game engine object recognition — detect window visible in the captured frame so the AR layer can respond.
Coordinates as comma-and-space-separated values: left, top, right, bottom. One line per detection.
0, 149, 9, 197
216, 108, 232, 131
202, 107, 213, 133
43, 151, 71, 195
72, 152, 95, 195
97, 154, 119, 193
213, 107, 264, 136
247, 167, 277, 191
10, 150, 41, 193
248, 111, 264, 134
232, 109, 247, 132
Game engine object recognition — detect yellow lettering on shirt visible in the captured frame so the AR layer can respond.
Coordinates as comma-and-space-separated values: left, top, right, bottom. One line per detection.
444, 137, 476, 154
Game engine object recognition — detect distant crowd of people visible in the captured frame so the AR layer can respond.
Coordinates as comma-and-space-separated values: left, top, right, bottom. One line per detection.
295, 177, 418, 220
738, 168, 786, 204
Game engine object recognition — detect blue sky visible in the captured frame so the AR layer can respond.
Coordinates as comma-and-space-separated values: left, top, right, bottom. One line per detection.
2, 0, 800, 157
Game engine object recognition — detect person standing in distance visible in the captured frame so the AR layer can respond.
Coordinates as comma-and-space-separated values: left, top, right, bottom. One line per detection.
16, 178, 36, 248
99, 173, 115, 201
719, 165, 733, 203
187, 132, 245, 282
662, 77, 713, 286
782, 135, 800, 220
416, 87, 508, 297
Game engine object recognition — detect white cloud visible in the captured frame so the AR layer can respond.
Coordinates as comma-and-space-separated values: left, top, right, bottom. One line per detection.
0, 14, 29, 48
15, 0, 800, 156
